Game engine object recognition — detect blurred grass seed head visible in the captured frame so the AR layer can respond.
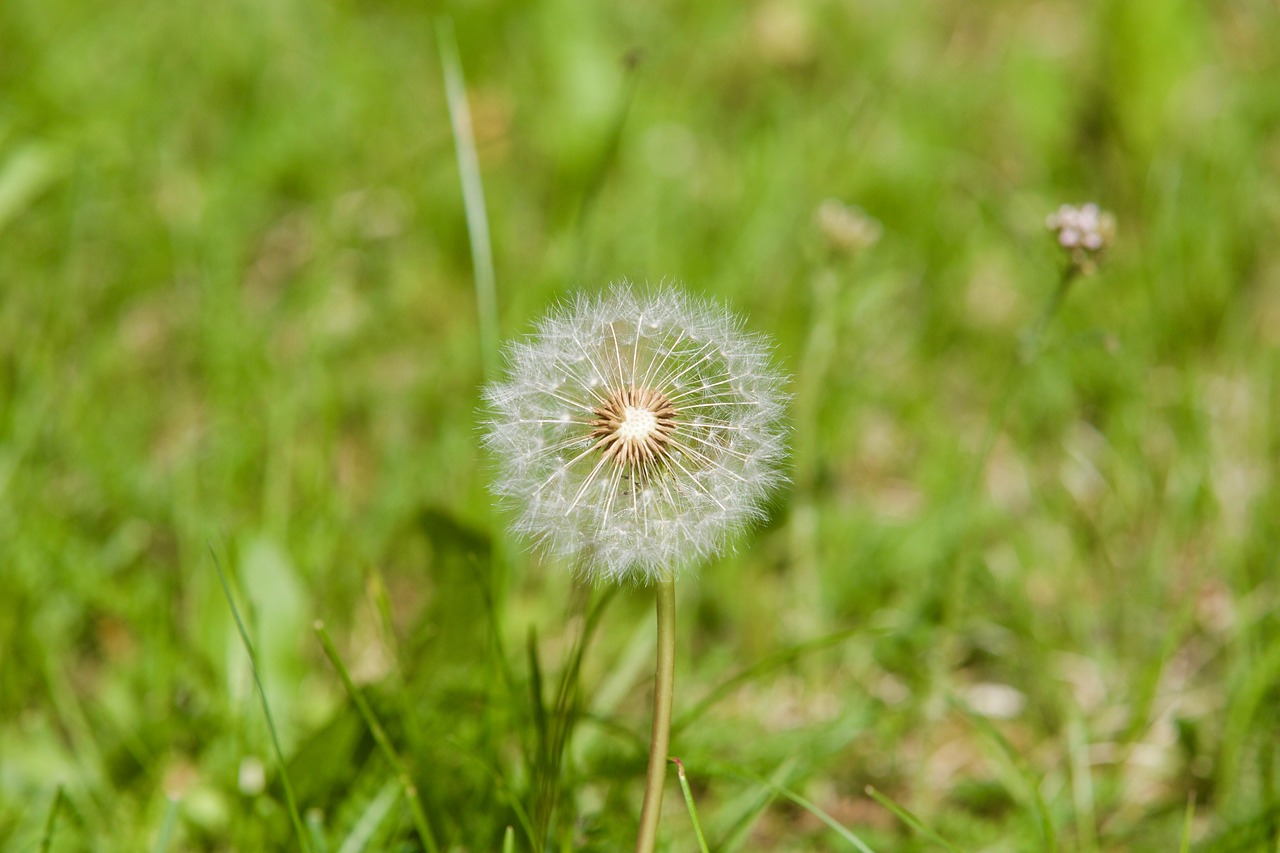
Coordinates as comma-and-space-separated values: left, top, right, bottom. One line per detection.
483, 283, 788, 584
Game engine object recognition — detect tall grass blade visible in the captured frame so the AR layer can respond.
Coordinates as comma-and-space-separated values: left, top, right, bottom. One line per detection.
570, 52, 642, 281
335, 779, 398, 853
306, 810, 330, 853
152, 795, 180, 853
314, 621, 442, 853
0, 143, 62, 233
37, 786, 64, 853
1196, 803, 1280, 852
714, 756, 792, 852
673, 626, 860, 735
435, 16, 499, 382
951, 695, 1057, 853
212, 548, 313, 853
529, 585, 615, 849
527, 626, 548, 749
714, 761, 876, 853
1217, 637, 1280, 806
864, 785, 960, 852
1179, 792, 1195, 853
445, 736, 537, 849
671, 758, 711, 853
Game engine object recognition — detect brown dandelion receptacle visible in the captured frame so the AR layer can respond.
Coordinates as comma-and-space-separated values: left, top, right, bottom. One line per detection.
590, 387, 677, 472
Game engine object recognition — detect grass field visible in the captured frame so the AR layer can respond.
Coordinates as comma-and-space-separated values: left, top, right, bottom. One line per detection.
3, 0, 1280, 850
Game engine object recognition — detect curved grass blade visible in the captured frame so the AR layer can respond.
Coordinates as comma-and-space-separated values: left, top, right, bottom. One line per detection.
714, 757, 792, 852
530, 584, 616, 849
152, 795, 181, 853
949, 694, 1057, 853
314, 621, 442, 853
723, 762, 875, 853
864, 785, 960, 852
443, 735, 537, 849
212, 548, 312, 853
673, 626, 861, 735
306, 810, 330, 853
1179, 791, 1195, 853
336, 779, 398, 853
569, 49, 642, 282
37, 786, 65, 853
435, 15, 499, 382
671, 758, 711, 853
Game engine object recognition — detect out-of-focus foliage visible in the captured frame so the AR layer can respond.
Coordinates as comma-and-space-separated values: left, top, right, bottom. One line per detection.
2, 0, 1279, 849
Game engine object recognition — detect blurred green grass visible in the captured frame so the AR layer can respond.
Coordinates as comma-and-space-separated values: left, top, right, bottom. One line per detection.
3, 0, 1280, 850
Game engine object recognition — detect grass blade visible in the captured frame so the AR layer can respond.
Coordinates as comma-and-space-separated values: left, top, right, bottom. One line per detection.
864, 785, 961, 852
314, 621, 442, 853
1179, 791, 1195, 853
444, 736, 537, 849
673, 626, 861, 735
435, 15, 499, 382
568, 52, 641, 282
950, 694, 1057, 853
529, 584, 616, 849
37, 786, 64, 853
718, 762, 876, 853
1067, 714, 1098, 853
335, 779, 398, 853
714, 757, 792, 852
212, 548, 312, 853
152, 794, 181, 853
671, 758, 711, 853
306, 810, 330, 853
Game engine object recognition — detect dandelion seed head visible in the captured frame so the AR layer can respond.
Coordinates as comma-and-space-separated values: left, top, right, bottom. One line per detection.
483, 282, 789, 584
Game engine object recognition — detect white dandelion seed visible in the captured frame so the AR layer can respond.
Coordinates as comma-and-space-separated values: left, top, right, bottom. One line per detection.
482, 282, 788, 584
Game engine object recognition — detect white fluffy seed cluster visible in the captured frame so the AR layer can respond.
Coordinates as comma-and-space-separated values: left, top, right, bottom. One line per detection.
483, 283, 788, 585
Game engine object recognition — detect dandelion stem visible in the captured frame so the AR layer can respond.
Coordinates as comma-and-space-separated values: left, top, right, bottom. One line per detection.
635, 579, 676, 853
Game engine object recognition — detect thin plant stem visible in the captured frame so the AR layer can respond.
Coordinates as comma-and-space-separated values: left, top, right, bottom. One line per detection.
965, 261, 1080, 496
788, 268, 840, 624
1020, 262, 1080, 363
943, 260, 1085, 639
635, 579, 676, 853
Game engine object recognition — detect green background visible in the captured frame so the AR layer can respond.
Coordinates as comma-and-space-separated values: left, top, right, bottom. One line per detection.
3, 0, 1279, 849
